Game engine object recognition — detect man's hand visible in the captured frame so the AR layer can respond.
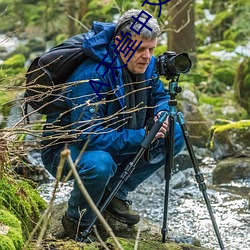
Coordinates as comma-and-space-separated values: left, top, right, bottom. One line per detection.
154, 111, 169, 139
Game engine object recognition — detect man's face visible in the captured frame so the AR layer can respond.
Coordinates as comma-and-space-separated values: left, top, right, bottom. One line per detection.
115, 34, 157, 74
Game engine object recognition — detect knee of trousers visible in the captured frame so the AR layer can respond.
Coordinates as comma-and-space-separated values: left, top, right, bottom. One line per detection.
174, 123, 186, 155
77, 150, 117, 182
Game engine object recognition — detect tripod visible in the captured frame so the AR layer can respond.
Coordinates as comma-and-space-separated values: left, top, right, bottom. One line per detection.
161, 77, 225, 249
82, 77, 225, 250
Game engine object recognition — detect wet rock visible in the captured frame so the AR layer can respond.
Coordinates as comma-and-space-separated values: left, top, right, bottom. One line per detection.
170, 168, 193, 189
213, 157, 250, 184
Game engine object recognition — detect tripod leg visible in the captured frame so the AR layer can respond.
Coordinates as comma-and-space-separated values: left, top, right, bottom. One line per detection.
177, 112, 225, 250
162, 114, 175, 243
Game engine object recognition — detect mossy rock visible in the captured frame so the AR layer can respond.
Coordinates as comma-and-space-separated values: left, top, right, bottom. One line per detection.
199, 92, 248, 122
209, 120, 250, 160
0, 209, 24, 250
0, 174, 47, 239
106, 237, 210, 250
213, 157, 250, 184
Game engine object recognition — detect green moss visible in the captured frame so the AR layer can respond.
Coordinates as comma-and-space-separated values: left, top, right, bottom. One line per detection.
213, 67, 235, 86
0, 175, 46, 239
0, 235, 16, 250
106, 237, 207, 250
199, 95, 224, 107
7, 228, 24, 249
213, 120, 250, 133
1, 54, 25, 69
0, 209, 24, 249
0, 209, 21, 229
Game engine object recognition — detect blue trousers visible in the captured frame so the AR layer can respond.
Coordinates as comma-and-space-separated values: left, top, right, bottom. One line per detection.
41, 123, 185, 226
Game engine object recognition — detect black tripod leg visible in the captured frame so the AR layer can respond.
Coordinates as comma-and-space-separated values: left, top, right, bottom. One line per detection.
177, 112, 225, 250
162, 114, 175, 243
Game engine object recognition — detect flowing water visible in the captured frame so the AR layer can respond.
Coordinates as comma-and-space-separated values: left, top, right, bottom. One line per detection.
38, 156, 250, 250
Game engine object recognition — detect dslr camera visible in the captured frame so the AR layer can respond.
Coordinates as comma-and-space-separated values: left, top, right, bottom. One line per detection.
156, 51, 192, 79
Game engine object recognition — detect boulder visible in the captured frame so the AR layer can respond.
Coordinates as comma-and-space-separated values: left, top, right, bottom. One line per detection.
42, 202, 211, 250
213, 157, 250, 184
209, 120, 250, 160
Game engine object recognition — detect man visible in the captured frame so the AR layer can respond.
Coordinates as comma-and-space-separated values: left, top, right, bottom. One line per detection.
41, 9, 185, 241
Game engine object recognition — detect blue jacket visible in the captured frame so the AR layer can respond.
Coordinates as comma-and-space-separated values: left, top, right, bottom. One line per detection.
44, 21, 170, 156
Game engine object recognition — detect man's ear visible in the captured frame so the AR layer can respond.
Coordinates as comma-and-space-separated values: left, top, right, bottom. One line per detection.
114, 36, 121, 46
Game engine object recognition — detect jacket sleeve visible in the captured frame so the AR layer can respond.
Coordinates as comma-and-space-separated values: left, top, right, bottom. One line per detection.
65, 62, 146, 156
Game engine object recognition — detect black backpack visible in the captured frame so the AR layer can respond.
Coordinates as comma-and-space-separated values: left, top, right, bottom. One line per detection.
24, 34, 87, 115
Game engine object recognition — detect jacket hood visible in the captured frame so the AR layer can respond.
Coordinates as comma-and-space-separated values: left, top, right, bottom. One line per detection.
82, 21, 116, 62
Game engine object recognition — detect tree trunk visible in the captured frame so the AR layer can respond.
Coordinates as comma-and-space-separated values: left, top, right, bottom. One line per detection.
67, 0, 77, 36
167, 0, 196, 62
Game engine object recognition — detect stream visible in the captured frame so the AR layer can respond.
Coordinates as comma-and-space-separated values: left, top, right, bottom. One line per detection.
38, 155, 250, 250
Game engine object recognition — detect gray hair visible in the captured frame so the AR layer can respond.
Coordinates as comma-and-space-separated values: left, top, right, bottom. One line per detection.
115, 9, 160, 40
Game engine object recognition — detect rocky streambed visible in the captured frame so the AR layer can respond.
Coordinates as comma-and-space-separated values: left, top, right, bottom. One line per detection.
38, 155, 250, 250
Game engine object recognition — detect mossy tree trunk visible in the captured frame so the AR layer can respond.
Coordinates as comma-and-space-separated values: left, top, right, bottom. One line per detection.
234, 58, 250, 116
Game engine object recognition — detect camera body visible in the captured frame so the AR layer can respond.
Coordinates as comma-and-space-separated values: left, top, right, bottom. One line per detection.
156, 51, 192, 79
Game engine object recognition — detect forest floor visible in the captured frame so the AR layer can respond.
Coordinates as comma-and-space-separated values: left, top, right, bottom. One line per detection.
28, 202, 211, 250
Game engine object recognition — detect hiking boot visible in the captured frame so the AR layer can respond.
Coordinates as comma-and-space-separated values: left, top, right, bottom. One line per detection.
61, 213, 97, 243
105, 196, 140, 225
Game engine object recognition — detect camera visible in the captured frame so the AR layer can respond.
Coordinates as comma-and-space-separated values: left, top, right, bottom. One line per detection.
156, 51, 192, 79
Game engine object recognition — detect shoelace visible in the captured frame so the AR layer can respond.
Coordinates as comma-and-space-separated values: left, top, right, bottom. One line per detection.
123, 199, 132, 209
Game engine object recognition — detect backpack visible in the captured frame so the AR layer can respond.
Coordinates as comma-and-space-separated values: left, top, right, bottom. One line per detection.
24, 34, 87, 115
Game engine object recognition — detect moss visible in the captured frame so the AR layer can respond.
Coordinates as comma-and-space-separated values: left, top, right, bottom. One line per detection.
213, 120, 250, 133
0, 209, 21, 229
0, 209, 24, 249
1, 54, 25, 69
0, 175, 46, 239
213, 67, 235, 86
106, 237, 208, 250
199, 95, 224, 107
7, 228, 24, 249
0, 235, 16, 250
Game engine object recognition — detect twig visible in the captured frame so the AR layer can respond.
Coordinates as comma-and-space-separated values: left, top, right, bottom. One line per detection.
134, 220, 142, 250
22, 154, 65, 249
68, 14, 90, 31
93, 225, 110, 250
61, 148, 124, 250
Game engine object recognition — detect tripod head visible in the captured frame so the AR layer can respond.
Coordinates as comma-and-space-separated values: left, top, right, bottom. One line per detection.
168, 76, 182, 100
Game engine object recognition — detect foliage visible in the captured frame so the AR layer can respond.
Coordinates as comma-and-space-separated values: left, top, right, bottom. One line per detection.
0, 174, 47, 238
0, 209, 24, 250
197, 0, 250, 46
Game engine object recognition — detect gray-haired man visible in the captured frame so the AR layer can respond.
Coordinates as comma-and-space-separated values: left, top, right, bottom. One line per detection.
41, 9, 185, 241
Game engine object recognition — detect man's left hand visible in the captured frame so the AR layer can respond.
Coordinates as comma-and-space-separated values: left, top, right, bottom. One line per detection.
154, 111, 169, 139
